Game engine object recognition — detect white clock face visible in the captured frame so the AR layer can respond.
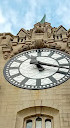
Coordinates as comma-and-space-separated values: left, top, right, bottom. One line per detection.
4, 48, 70, 90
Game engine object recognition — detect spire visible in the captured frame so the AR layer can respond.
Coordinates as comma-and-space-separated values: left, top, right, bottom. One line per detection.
40, 14, 46, 24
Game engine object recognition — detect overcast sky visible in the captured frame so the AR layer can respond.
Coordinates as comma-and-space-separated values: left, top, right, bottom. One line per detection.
0, 0, 70, 35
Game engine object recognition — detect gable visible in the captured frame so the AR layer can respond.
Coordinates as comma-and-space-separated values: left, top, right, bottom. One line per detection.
56, 25, 67, 34
17, 28, 27, 37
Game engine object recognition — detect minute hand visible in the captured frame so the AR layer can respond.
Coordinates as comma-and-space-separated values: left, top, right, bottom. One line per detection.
38, 61, 69, 69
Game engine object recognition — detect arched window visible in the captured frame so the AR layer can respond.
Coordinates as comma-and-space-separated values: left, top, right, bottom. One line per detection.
36, 117, 42, 128
45, 119, 51, 128
26, 120, 32, 128
24, 116, 52, 128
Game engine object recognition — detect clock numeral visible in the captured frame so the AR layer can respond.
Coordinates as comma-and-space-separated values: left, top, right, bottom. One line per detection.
37, 50, 41, 56
11, 73, 21, 79
15, 59, 23, 63
49, 76, 57, 83
24, 54, 31, 59
56, 56, 64, 61
36, 79, 41, 87
20, 77, 29, 86
10, 67, 19, 70
48, 51, 54, 57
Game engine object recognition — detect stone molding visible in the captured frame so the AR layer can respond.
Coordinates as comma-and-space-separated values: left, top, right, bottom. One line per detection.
15, 106, 60, 128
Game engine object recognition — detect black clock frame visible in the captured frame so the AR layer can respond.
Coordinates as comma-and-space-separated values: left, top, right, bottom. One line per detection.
3, 48, 70, 90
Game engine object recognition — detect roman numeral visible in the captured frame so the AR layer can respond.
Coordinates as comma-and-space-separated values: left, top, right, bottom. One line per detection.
14, 59, 23, 63
37, 49, 41, 56
56, 56, 64, 61
49, 76, 57, 83
24, 53, 31, 59
20, 77, 29, 86
36, 79, 41, 87
48, 51, 54, 57
10, 67, 19, 70
11, 73, 21, 79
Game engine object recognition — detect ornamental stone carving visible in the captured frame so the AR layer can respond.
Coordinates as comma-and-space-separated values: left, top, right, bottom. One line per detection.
0, 21, 70, 60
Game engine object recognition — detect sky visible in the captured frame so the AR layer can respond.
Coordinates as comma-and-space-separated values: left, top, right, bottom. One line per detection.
0, 0, 70, 35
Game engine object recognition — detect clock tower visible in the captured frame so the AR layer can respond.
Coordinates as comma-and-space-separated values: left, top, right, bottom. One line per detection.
0, 18, 70, 128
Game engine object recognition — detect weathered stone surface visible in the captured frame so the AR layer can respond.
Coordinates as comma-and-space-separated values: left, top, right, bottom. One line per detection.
0, 21, 70, 128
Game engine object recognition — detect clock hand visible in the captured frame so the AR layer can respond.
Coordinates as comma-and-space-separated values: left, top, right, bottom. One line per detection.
56, 70, 68, 74
36, 64, 44, 71
30, 56, 44, 71
30, 56, 69, 69
30, 55, 70, 72
37, 64, 68, 74
30, 59, 69, 70
38, 61, 69, 70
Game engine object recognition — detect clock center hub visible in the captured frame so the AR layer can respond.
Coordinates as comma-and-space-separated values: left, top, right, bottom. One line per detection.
19, 57, 59, 79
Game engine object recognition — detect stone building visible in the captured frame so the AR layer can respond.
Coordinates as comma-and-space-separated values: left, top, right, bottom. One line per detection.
0, 18, 70, 128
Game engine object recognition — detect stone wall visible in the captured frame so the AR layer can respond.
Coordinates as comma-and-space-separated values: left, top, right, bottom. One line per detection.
0, 22, 70, 128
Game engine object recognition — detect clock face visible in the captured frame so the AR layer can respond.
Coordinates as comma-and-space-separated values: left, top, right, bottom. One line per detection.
4, 48, 70, 90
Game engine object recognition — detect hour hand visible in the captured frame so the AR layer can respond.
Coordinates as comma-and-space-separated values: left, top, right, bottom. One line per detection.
36, 64, 44, 71
30, 56, 44, 71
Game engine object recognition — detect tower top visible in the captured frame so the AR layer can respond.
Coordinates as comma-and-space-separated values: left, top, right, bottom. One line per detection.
40, 14, 46, 24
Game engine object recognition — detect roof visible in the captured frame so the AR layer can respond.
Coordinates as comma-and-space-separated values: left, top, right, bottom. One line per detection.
56, 25, 67, 32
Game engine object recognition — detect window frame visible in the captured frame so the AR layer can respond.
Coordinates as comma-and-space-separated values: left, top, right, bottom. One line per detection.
24, 114, 53, 128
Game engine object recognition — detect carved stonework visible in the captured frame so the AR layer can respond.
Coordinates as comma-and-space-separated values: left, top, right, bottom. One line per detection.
0, 21, 70, 60
32, 39, 45, 49
47, 32, 51, 38
35, 27, 44, 33
67, 29, 70, 48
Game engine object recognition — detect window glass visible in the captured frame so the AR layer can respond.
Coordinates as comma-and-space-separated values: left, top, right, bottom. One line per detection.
45, 119, 51, 128
26, 120, 32, 128
36, 117, 42, 128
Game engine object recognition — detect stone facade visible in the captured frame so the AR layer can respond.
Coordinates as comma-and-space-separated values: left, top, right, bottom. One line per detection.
0, 21, 70, 128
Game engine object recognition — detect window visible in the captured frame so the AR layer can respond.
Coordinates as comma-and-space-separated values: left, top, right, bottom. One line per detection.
26, 120, 32, 128
2, 36, 6, 39
25, 115, 52, 128
45, 119, 51, 128
15, 106, 59, 128
60, 34, 62, 39
36, 117, 42, 128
